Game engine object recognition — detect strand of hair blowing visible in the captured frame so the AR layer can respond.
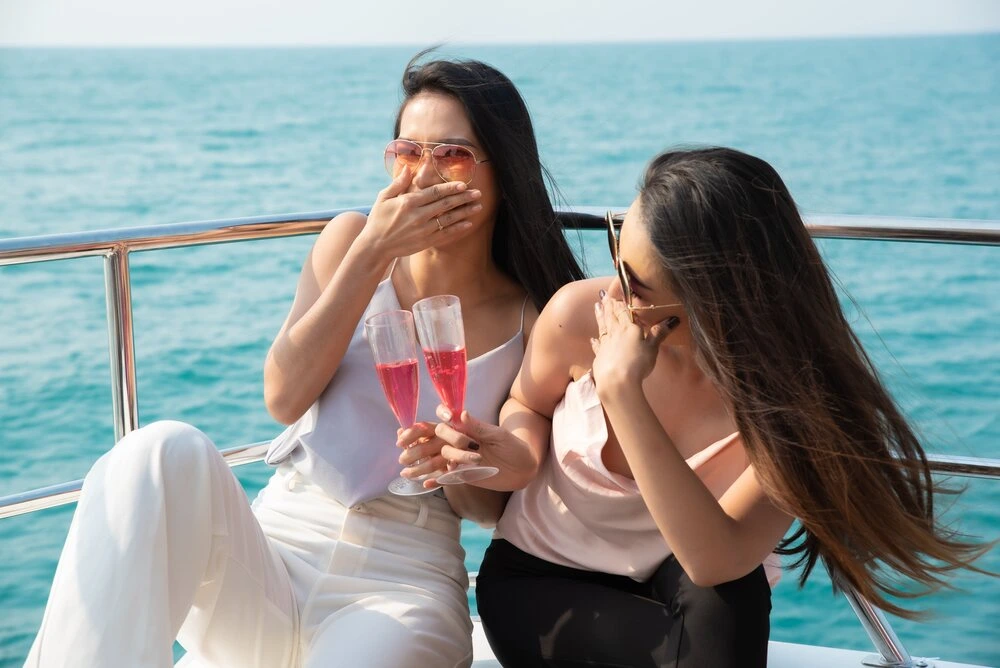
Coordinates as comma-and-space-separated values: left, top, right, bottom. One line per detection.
640, 147, 991, 619
396, 52, 585, 309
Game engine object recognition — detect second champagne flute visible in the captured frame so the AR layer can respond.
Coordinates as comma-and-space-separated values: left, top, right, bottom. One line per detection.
365, 310, 437, 496
412, 295, 499, 485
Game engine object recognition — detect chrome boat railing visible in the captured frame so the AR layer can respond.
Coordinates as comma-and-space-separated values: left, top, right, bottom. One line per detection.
2, 209, 998, 668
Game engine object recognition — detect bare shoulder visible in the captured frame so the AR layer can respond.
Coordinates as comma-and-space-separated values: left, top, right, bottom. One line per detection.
525, 277, 608, 376
312, 211, 367, 260
537, 277, 607, 340
510, 277, 607, 413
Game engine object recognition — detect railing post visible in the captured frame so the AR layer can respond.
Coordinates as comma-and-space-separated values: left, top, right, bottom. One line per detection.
103, 246, 139, 441
836, 574, 932, 667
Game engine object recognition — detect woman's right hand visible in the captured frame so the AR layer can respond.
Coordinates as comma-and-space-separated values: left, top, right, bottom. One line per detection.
356, 166, 483, 262
429, 406, 541, 490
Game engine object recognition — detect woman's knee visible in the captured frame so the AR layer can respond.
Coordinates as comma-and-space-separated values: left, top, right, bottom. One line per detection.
91, 420, 221, 489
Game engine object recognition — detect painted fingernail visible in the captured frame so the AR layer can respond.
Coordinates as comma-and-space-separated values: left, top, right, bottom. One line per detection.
665, 316, 680, 330
441, 409, 453, 422
468, 441, 480, 451
599, 289, 607, 298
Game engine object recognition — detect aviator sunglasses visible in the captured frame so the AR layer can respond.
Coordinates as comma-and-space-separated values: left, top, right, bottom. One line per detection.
384, 139, 490, 185
606, 211, 682, 324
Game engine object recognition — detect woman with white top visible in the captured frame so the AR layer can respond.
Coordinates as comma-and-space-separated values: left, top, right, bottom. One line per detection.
25, 53, 583, 668
405, 147, 989, 667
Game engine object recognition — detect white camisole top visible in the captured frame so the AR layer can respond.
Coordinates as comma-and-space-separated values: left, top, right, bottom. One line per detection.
265, 274, 527, 508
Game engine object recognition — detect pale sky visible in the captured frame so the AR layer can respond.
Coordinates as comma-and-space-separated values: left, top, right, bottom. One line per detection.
1, 0, 998, 46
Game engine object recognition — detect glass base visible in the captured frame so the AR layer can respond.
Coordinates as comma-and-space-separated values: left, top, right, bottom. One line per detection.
387, 475, 437, 496
436, 464, 500, 485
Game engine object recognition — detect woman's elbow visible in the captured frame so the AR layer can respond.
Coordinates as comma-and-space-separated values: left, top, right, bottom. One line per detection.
686, 567, 728, 588
264, 382, 304, 426
446, 490, 509, 527
450, 501, 500, 527
682, 559, 758, 588
266, 399, 297, 426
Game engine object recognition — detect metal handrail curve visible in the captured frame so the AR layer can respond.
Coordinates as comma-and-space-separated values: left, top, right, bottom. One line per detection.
2, 210, 999, 269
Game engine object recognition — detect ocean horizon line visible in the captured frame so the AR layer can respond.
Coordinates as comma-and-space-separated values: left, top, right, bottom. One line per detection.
1, 29, 998, 50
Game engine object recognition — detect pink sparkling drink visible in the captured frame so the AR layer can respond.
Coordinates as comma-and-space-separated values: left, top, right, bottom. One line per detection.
412, 294, 498, 486
365, 309, 436, 497
375, 359, 419, 428
423, 346, 467, 415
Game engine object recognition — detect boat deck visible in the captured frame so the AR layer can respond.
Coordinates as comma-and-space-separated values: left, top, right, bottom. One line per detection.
469, 620, 992, 668
174, 620, 991, 667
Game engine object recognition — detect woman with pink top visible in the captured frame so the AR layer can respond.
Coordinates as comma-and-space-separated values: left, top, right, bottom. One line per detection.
400, 147, 987, 667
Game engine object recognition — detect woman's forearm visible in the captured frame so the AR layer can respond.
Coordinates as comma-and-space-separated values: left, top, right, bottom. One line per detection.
475, 396, 552, 491
600, 383, 760, 586
494, 404, 551, 489
264, 237, 392, 424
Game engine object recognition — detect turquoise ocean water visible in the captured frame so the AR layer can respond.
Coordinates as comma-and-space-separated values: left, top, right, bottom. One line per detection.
1, 37, 998, 665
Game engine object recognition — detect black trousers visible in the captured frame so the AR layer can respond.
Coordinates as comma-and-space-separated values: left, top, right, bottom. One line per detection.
475, 539, 771, 668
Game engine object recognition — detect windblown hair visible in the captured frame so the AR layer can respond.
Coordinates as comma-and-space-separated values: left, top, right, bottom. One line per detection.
394, 52, 585, 309
638, 147, 989, 618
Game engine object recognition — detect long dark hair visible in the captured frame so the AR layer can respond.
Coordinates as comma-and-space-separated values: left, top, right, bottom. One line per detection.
637, 146, 989, 618
394, 52, 584, 309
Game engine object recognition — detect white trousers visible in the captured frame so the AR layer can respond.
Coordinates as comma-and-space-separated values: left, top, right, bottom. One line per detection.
24, 421, 473, 668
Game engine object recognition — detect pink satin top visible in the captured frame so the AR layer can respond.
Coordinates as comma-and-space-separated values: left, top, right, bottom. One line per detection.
496, 371, 782, 585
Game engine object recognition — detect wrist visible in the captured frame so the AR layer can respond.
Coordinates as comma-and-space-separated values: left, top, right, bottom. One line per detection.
349, 230, 395, 272
595, 373, 645, 408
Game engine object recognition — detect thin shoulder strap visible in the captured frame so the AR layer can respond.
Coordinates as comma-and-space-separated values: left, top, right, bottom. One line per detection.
519, 294, 530, 332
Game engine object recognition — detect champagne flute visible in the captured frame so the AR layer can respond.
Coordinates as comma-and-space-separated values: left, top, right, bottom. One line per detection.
412, 295, 499, 485
365, 310, 437, 496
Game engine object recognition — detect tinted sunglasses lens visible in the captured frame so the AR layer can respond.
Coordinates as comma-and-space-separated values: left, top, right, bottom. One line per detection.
431, 144, 477, 183
618, 262, 636, 323
384, 140, 422, 177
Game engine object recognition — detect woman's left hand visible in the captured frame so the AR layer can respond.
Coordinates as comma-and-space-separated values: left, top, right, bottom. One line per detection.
591, 291, 677, 395
396, 422, 451, 488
